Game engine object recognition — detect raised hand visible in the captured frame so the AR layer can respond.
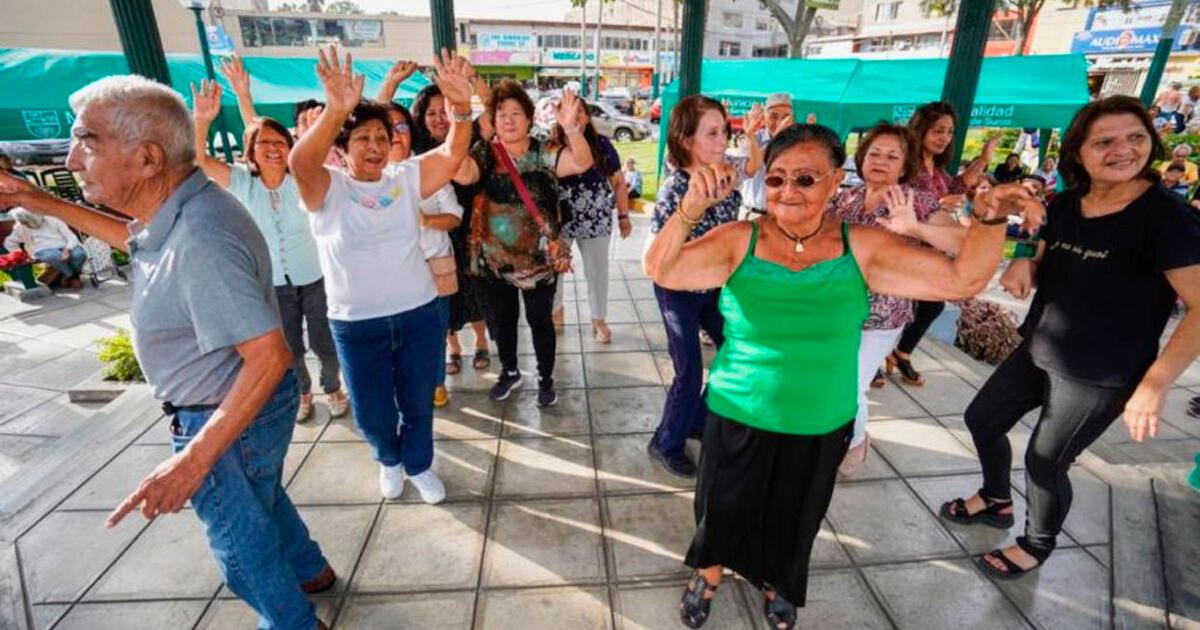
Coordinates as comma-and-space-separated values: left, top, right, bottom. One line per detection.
295, 105, 324, 138
431, 48, 473, 113
556, 88, 584, 131
189, 79, 223, 124
316, 45, 364, 115
939, 193, 967, 215
474, 76, 491, 106
386, 59, 419, 86
681, 162, 738, 220
982, 133, 1002, 160
977, 183, 1044, 232
878, 185, 918, 236
218, 55, 251, 96
744, 103, 765, 134
0, 171, 39, 210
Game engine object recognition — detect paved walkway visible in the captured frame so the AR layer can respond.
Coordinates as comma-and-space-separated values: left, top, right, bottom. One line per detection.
1, 217, 1197, 630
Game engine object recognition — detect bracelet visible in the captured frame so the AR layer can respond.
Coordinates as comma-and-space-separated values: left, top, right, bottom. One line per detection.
618, 214, 630, 220
978, 215, 1008, 226
451, 110, 472, 123
678, 210, 703, 227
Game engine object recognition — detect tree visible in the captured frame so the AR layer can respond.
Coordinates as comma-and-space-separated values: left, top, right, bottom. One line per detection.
921, 0, 1135, 56
757, 0, 820, 58
276, 0, 323, 12
326, 1, 363, 14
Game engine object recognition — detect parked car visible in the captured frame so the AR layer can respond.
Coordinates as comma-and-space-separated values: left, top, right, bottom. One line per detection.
600, 94, 634, 115
587, 100, 652, 141
601, 86, 632, 99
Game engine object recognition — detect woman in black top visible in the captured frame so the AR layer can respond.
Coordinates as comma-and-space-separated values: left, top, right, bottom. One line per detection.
992, 153, 1025, 183
941, 96, 1200, 578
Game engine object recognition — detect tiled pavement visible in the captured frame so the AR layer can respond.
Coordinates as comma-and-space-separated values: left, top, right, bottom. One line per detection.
2, 217, 1198, 630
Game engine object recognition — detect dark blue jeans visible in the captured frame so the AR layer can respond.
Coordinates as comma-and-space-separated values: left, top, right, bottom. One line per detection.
171, 370, 326, 630
435, 295, 451, 385
652, 285, 725, 459
330, 299, 440, 473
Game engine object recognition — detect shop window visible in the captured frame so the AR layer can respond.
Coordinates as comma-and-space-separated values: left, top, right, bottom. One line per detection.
722, 12, 743, 29
238, 16, 383, 48
719, 41, 742, 57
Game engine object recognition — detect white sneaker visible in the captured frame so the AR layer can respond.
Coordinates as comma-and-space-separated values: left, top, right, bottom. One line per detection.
327, 391, 349, 418
379, 463, 406, 499
408, 469, 446, 504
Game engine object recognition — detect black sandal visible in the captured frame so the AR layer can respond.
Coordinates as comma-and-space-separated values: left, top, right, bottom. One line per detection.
472, 348, 491, 370
870, 368, 887, 388
763, 585, 797, 630
886, 351, 925, 386
978, 537, 1047, 581
446, 354, 462, 376
940, 490, 1014, 529
679, 571, 719, 629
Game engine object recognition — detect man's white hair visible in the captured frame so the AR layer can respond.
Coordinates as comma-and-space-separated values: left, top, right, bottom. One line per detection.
10, 208, 44, 229
1174, 143, 1193, 157
69, 75, 195, 167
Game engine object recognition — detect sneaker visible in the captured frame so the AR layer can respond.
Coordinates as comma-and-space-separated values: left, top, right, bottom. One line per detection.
379, 463, 405, 499
647, 439, 697, 478
296, 395, 314, 423
327, 391, 349, 418
433, 385, 450, 408
537, 379, 558, 407
409, 469, 446, 504
490, 370, 522, 401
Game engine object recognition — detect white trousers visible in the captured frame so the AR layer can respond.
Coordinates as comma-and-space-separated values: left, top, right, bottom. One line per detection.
552, 233, 612, 321
852, 327, 905, 448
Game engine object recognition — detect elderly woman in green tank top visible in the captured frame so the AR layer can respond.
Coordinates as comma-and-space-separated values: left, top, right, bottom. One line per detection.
643, 124, 1043, 630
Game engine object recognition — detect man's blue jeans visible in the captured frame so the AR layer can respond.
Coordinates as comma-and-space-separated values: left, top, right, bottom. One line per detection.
34, 245, 85, 277
330, 299, 440, 473
435, 295, 451, 385
652, 285, 725, 459
171, 370, 327, 630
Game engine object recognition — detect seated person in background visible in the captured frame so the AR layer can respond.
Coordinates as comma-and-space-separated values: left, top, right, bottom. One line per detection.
1158, 143, 1199, 186
1164, 163, 1191, 199
993, 153, 1025, 183
622, 157, 643, 201
3, 208, 87, 288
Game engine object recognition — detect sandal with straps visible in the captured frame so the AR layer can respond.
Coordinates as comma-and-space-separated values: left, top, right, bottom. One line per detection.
472, 348, 491, 370
978, 537, 1048, 581
763, 585, 797, 630
940, 491, 1015, 529
446, 354, 463, 376
679, 571, 719, 629
886, 351, 925, 386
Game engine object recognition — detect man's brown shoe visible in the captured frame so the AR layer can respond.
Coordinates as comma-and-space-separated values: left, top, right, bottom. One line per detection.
301, 565, 336, 594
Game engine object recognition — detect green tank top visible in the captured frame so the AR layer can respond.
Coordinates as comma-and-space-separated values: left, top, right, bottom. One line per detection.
707, 221, 869, 435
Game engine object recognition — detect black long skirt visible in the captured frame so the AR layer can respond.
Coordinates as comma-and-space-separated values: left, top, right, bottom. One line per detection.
684, 411, 852, 606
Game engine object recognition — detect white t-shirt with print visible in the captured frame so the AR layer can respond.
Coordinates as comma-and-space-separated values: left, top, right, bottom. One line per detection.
418, 184, 463, 260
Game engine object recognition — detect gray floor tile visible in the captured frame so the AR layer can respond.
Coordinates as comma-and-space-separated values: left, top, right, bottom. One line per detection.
595, 434, 696, 494
826, 480, 960, 563
30, 604, 68, 630
289, 412, 331, 443
51, 600, 208, 630
603, 299, 641, 324
895, 371, 981, 417
475, 585, 613, 630
550, 352, 587, 389
504, 389, 590, 438
445, 361, 504, 394
338, 591, 475, 629
993, 548, 1109, 630
17, 510, 145, 604
870, 418, 980, 476
435, 392, 505, 440
864, 383, 929, 420
496, 437, 596, 498
0, 333, 73, 373
1059, 466, 1110, 545
585, 352, 663, 388
295, 504, 377, 593
605, 492, 693, 580
627, 279, 655, 300
582, 323, 652, 353
1084, 544, 1110, 569
633, 299, 663, 324
0, 300, 120, 340
87, 511, 222, 600
353, 503, 485, 593
645, 325, 669, 351
317, 411, 365, 442
863, 559, 1031, 630
615, 582, 753, 630
0, 394, 97, 437
0, 382, 59, 424
422, 438, 497, 501
590, 387, 665, 434
1, 349, 103, 391
61, 444, 172, 510
1162, 388, 1200, 438
605, 280, 634, 303
282, 441, 314, 487
907, 474, 1027, 554
482, 499, 605, 587
835, 444, 899, 481
194, 596, 338, 629
788, 569, 892, 630
38, 312, 132, 351
0, 433, 54, 484
519, 324, 582, 356
811, 520, 854, 569
287, 441, 382, 505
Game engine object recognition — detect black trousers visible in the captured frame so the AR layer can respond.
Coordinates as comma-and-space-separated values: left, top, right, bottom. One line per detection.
481, 275, 557, 383
685, 412, 852, 606
275, 278, 340, 395
896, 300, 945, 354
964, 343, 1134, 555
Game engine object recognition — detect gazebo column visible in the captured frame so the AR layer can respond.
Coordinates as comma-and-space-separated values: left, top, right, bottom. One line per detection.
107, 0, 172, 85
678, 0, 707, 98
430, 0, 457, 55
940, 0, 996, 172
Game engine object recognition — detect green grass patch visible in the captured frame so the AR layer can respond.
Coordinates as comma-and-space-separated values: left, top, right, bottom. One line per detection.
613, 139, 662, 202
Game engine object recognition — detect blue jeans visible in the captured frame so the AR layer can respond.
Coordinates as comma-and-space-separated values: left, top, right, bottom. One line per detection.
652, 285, 725, 459
435, 296, 451, 385
35, 245, 86, 277
171, 370, 326, 630
330, 299, 440, 473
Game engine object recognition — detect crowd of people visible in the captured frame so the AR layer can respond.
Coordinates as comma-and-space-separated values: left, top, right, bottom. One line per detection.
0, 45, 1197, 630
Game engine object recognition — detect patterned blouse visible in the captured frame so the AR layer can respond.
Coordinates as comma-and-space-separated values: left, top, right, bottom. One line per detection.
650, 156, 746, 241
829, 184, 941, 330
559, 135, 621, 240
912, 166, 967, 201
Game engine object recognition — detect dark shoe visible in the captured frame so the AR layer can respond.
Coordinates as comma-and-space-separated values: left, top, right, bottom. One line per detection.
301, 565, 336, 594
870, 368, 887, 388
647, 440, 697, 478
940, 491, 1015, 529
977, 537, 1047, 581
489, 370, 522, 401
537, 379, 558, 407
886, 351, 925, 386
763, 585, 797, 630
679, 570, 719, 628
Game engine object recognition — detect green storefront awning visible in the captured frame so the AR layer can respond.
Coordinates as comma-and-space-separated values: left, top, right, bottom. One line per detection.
0, 48, 431, 142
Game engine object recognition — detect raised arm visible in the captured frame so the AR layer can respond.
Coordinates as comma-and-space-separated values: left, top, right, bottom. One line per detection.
742, 104, 765, 178
644, 162, 744, 290
961, 134, 1000, 188
0, 172, 131, 251
218, 55, 258, 128
289, 45, 364, 212
418, 49, 475, 199
553, 91, 595, 178
877, 186, 967, 255
611, 171, 632, 239
190, 80, 232, 188
375, 59, 418, 103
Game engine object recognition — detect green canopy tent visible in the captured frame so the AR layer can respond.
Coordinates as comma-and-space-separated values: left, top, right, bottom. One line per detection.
0, 48, 430, 145
657, 54, 1090, 172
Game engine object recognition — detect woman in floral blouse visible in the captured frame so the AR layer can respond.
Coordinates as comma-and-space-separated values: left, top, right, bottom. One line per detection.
644, 95, 760, 478
551, 99, 633, 343
829, 122, 966, 472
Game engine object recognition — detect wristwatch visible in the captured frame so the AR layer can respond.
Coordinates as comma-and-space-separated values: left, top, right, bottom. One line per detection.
451, 110, 472, 123
978, 215, 1008, 226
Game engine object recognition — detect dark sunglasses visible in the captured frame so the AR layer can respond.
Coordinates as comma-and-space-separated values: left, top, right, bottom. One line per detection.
763, 171, 832, 189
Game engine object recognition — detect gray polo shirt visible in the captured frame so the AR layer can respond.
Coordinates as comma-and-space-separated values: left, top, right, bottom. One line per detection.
128, 169, 281, 406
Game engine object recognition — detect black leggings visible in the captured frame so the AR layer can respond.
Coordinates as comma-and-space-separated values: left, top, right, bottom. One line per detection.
481, 275, 558, 383
896, 300, 944, 354
963, 343, 1133, 556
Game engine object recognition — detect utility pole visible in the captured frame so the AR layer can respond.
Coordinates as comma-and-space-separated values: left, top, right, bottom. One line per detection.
673, 0, 680, 78
580, 0, 588, 95
594, 0, 604, 96
653, 0, 663, 98
679, 0, 706, 97
1140, 0, 1189, 105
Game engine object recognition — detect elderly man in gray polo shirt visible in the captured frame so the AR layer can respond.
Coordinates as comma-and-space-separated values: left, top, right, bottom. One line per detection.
0, 76, 331, 630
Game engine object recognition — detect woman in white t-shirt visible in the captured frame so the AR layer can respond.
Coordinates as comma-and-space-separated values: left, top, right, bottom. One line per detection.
289, 46, 475, 504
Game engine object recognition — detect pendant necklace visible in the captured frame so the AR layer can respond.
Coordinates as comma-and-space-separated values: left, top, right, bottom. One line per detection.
776, 215, 826, 253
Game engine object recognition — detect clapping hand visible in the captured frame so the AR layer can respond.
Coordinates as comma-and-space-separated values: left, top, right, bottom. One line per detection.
877, 185, 918, 237
316, 45, 364, 115
431, 48, 473, 114
681, 162, 738, 220
189, 80, 223, 124
555, 89, 584, 132
385, 59, 419, 87
295, 105, 324, 138
977, 183, 1045, 233
218, 55, 251, 97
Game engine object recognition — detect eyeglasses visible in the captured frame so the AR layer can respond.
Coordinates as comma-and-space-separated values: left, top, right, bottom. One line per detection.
763, 171, 833, 189
393, 123, 410, 135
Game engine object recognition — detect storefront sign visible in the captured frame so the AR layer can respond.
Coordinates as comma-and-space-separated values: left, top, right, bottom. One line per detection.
477, 32, 536, 51
470, 50, 539, 65
543, 49, 657, 67
892, 104, 1019, 127
1072, 1, 1200, 54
